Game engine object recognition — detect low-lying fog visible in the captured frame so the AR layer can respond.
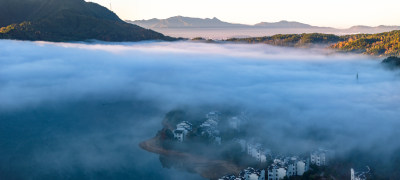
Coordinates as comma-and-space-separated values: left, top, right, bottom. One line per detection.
0, 40, 399, 179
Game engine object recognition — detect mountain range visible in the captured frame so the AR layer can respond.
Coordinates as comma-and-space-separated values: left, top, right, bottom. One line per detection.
1, 0, 398, 42
0, 0, 173, 42
127, 16, 400, 39
128, 16, 325, 29
129, 16, 400, 30
128, 16, 246, 28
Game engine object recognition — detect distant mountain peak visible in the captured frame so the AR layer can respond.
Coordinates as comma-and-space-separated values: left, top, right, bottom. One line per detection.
254, 20, 314, 28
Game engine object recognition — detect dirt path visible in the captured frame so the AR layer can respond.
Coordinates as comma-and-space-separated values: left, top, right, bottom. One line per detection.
139, 137, 243, 180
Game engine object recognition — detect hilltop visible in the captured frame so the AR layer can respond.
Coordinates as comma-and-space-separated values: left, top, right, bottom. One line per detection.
254, 20, 318, 28
0, 0, 173, 42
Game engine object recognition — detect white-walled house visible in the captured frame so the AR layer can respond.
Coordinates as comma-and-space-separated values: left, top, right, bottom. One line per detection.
284, 157, 308, 177
310, 148, 330, 166
296, 160, 306, 175
173, 121, 193, 142
286, 161, 296, 177
268, 165, 287, 180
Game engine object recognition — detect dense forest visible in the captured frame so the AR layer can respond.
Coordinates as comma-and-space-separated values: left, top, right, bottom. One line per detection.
226, 33, 344, 47
225, 31, 400, 56
381, 56, 400, 69
0, 0, 173, 42
331, 30, 400, 56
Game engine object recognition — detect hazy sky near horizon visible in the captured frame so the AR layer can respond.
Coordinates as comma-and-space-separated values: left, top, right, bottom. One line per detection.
87, 0, 400, 28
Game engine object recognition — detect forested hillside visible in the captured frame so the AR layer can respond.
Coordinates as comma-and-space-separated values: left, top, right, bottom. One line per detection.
331, 30, 400, 56
0, 0, 173, 42
225, 31, 400, 56
226, 33, 343, 47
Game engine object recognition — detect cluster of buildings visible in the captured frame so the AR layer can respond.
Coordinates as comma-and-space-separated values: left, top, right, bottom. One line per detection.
170, 111, 337, 180
172, 111, 249, 144
172, 111, 222, 144
231, 139, 328, 180
351, 166, 370, 180
266, 148, 331, 180
218, 155, 310, 180
219, 167, 265, 180
218, 147, 332, 180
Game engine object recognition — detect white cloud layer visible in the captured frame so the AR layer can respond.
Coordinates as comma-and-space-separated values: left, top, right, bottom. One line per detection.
1, 40, 400, 179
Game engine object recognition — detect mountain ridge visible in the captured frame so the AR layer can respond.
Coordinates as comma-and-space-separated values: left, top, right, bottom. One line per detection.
128, 16, 400, 32
126, 16, 400, 40
0, 0, 173, 42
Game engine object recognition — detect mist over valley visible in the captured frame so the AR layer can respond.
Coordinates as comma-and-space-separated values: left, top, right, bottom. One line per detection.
1, 40, 400, 179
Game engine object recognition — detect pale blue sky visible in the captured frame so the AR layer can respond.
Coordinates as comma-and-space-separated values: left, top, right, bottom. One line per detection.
88, 0, 400, 28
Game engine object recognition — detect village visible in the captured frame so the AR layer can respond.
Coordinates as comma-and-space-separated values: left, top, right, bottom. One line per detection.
169, 111, 371, 180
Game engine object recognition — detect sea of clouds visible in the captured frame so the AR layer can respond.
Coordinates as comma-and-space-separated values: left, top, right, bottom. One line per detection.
0, 40, 399, 179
